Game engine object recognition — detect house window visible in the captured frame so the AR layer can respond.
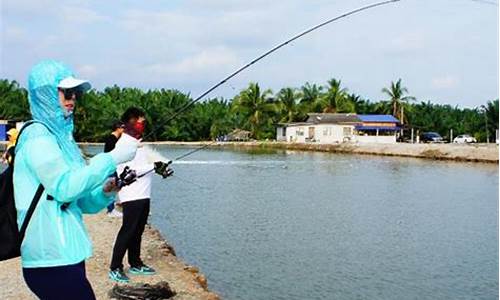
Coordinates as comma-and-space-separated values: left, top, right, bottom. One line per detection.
323, 128, 328, 136
343, 127, 352, 136
282, 128, 286, 136
296, 128, 304, 136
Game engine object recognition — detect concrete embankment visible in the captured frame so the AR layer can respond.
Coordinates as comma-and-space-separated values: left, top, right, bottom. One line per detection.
216, 141, 499, 163
115, 141, 498, 163
4, 140, 499, 163
0, 213, 219, 300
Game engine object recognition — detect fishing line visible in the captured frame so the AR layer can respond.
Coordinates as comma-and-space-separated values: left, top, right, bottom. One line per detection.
173, 141, 218, 161
142, 0, 401, 141
136, 168, 212, 190
136, 141, 217, 177
136, 141, 217, 190
171, 174, 212, 190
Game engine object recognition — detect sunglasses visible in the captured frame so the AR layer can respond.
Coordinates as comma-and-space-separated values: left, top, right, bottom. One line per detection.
59, 87, 84, 101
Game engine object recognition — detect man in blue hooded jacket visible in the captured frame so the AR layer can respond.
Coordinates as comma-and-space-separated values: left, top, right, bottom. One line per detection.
13, 60, 138, 300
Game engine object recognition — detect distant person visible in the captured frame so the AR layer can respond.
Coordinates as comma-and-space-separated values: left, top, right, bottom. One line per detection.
14, 60, 138, 300
104, 121, 125, 217
2, 128, 19, 166
109, 107, 172, 283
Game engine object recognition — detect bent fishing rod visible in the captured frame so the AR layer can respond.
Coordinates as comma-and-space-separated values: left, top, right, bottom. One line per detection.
142, 0, 401, 141
116, 0, 402, 187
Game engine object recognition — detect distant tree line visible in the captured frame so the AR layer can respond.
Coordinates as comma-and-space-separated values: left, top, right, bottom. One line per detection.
0, 78, 498, 142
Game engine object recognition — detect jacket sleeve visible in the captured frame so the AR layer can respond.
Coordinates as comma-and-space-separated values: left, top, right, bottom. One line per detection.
77, 186, 115, 214
24, 124, 117, 204
116, 145, 154, 176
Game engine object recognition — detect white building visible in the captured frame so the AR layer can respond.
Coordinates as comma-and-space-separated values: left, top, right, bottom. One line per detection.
277, 114, 359, 143
277, 113, 400, 144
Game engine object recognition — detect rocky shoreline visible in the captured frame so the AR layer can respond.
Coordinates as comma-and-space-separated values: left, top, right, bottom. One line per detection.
0, 213, 219, 300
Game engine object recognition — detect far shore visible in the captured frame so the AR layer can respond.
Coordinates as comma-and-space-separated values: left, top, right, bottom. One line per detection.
75, 141, 499, 164
2, 140, 497, 163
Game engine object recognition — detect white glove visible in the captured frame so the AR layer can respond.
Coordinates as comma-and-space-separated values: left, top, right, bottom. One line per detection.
109, 136, 139, 165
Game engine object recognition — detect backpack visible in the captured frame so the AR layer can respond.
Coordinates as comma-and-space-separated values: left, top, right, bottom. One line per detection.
0, 121, 45, 261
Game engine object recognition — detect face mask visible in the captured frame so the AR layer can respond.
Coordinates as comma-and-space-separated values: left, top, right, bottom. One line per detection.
134, 120, 145, 134
127, 120, 145, 139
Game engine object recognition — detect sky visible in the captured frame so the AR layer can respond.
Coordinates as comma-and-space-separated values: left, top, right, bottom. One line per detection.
0, 0, 498, 108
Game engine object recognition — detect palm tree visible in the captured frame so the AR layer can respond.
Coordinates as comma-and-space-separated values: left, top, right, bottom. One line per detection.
232, 83, 276, 139
347, 93, 367, 113
277, 87, 300, 123
480, 99, 499, 143
316, 78, 354, 113
381, 79, 415, 124
300, 82, 322, 104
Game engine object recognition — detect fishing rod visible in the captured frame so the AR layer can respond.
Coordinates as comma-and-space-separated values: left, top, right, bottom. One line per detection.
142, 0, 401, 141
118, 150, 215, 190
128, 141, 218, 180
118, 0, 402, 188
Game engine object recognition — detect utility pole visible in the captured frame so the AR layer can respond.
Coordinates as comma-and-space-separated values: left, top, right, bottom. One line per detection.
400, 106, 404, 125
400, 106, 404, 139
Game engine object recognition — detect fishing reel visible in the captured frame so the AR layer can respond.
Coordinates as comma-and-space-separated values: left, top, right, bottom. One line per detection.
116, 166, 138, 188
154, 160, 174, 178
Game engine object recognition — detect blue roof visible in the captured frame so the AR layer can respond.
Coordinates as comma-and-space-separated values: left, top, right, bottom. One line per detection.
357, 115, 400, 123
355, 125, 401, 131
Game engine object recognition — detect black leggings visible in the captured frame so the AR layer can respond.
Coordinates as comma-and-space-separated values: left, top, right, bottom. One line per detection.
110, 198, 150, 270
23, 261, 95, 300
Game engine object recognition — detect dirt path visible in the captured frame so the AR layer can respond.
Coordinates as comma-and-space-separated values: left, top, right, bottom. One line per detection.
0, 213, 219, 300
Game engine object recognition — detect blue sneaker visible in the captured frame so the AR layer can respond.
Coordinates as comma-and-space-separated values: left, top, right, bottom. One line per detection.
109, 268, 130, 283
129, 264, 156, 275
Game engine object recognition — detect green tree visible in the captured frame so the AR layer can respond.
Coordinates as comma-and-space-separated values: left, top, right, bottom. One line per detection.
381, 78, 415, 124
277, 87, 301, 123
231, 83, 277, 139
316, 79, 354, 113
300, 82, 322, 103
0, 80, 30, 120
0, 76, 495, 143
347, 93, 376, 114
481, 99, 499, 142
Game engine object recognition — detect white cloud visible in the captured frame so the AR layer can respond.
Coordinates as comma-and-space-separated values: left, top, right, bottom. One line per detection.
389, 32, 426, 54
59, 6, 108, 24
432, 75, 459, 89
174, 47, 239, 74
76, 64, 98, 78
2, 26, 28, 43
3, 0, 58, 15
145, 46, 239, 76
0, 0, 497, 107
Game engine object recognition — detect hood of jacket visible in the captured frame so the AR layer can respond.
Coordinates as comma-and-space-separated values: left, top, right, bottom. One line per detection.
27, 60, 85, 167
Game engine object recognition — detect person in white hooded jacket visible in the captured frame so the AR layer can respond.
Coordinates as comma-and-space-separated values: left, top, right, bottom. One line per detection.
109, 107, 172, 283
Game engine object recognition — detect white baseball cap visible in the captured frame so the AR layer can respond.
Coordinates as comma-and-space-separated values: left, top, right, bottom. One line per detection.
57, 76, 91, 91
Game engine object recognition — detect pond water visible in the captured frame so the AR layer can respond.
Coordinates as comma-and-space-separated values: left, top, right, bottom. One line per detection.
94, 145, 499, 300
